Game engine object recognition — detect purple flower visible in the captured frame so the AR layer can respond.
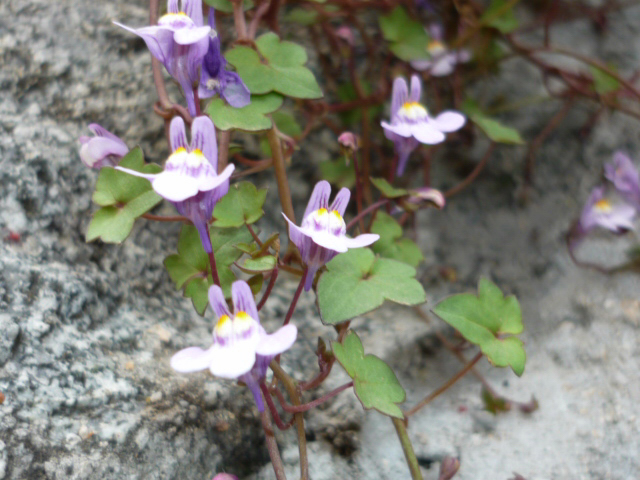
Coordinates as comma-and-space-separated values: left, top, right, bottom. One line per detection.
381, 75, 466, 176
604, 151, 640, 207
411, 25, 470, 77
579, 186, 635, 234
198, 9, 250, 108
171, 281, 297, 411
79, 124, 129, 169
117, 116, 234, 253
283, 181, 379, 291
114, 0, 211, 116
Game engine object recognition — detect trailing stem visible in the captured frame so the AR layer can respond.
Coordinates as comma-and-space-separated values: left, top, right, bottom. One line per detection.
267, 126, 296, 225
260, 403, 288, 480
392, 417, 424, 480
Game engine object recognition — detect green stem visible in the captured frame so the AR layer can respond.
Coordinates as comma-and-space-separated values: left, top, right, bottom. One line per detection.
392, 417, 423, 480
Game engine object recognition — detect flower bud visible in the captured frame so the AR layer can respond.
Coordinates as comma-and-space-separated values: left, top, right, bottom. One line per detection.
213, 474, 238, 480
438, 456, 460, 480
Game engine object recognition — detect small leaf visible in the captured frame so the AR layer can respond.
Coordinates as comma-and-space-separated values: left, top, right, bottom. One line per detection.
226, 32, 323, 99
319, 158, 356, 190
87, 148, 162, 243
204, 0, 254, 12
317, 248, 426, 324
240, 255, 277, 273
481, 386, 512, 414
332, 331, 406, 418
590, 65, 621, 95
370, 178, 409, 198
164, 225, 253, 314
432, 278, 526, 376
481, 0, 519, 34
213, 182, 267, 228
379, 7, 430, 61
247, 274, 264, 295
462, 99, 525, 145
207, 93, 283, 132
370, 212, 424, 267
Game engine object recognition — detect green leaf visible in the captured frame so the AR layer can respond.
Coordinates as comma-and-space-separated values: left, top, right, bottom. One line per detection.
432, 277, 526, 376
240, 255, 277, 273
379, 7, 430, 61
481, 0, 519, 34
370, 178, 409, 198
164, 225, 253, 314
481, 386, 511, 414
206, 93, 283, 132
462, 99, 525, 145
332, 331, 406, 418
226, 32, 323, 99
284, 7, 318, 25
213, 182, 267, 228
87, 148, 162, 243
319, 159, 356, 190
204, 0, 254, 12
317, 248, 426, 324
370, 212, 423, 267
590, 65, 621, 95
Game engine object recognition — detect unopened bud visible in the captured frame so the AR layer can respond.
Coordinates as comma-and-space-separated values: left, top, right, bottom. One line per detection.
438, 457, 460, 480
213, 474, 238, 480
338, 132, 360, 166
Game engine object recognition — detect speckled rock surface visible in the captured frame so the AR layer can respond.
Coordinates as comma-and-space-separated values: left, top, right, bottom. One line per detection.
1, 0, 640, 479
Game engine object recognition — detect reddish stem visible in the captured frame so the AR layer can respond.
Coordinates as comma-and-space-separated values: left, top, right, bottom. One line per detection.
273, 382, 354, 413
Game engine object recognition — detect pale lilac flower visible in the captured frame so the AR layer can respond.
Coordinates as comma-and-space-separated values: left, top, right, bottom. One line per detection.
381, 75, 466, 175
117, 116, 234, 253
198, 9, 250, 108
604, 151, 640, 207
338, 132, 360, 152
171, 281, 297, 411
114, 0, 211, 116
212, 475, 238, 480
283, 181, 379, 291
407, 187, 446, 209
79, 124, 129, 169
411, 25, 470, 77
579, 186, 635, 234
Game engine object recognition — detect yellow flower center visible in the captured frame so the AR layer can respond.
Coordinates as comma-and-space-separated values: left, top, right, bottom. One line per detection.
400, 102, 428, 121
332, 210, 343, 220
233, 311, 254, 334
316, 208, 328, 216
427, 40, 446, 55
215, 314, 232, 337
594, 199, 613, 212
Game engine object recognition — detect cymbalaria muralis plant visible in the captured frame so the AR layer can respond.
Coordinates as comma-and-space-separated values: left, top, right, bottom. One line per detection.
80, 0, 640, 477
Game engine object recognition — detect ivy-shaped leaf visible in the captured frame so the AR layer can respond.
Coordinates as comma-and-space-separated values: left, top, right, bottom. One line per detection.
164, 225, 253, 314
239, 255, 277, 274
204, 0, 254, 13
370, 212, 424, 267
332, 331, 406, 418
481, 0, 519, 34
462, 99, 525, 145
206, 93, 283, 132
86, 147, 162, 243
370, 178, 409, 198
226, 32, 323, 99
432, 278, 526, 376
213, 182, 267, 228
590, 65, 621, 95
317, 248, 426, 324
379, 6, 430, 61
320, 159, 356, 190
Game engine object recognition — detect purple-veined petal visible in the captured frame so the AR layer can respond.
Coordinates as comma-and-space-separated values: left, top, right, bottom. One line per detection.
191, 116, 218, 169
170, 346, 216, 372
158, 13, 194, 30
207, 6, 217, 29
303, 266, 318, 291
605, 151, 640, 196
186, 34, 210, 84
174, 25, 210, 45
282, 213, 313, 257
381, 121, 412, 138
411, 124, 446, 144
231, 280, 259, 324
256, 325, 297, 356
391, 77, 409, 118
88, 123, 123, 142
330, 188, 351, 217
342, 233, 380, 248
239, 371, 265, 411
183, 0, 204, 27
409, 74, 422, 103
304, 181, 332, 219
115, 166, 159, 182
430, 111, 466, 132
309, 231, 349, 253
197, 163, 234, 191
410, 59, 432, 71
396, 149, 412, 176
170, 116, 189, 152
208, 285, 232, 318
114, 23, 175, 65
208, 339, 258, 379
81, 137, 129, 168
168, 0, 180, 14
221, 71, 251, 108
152, 170, 200, 201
